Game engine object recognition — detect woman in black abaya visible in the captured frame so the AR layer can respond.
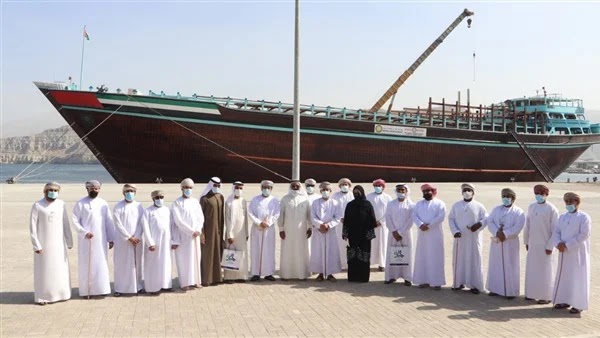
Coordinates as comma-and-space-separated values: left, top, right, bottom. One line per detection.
343, 185, 377, 282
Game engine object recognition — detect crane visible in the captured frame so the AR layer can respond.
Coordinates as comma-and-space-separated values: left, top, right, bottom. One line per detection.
369, 8, 474, 113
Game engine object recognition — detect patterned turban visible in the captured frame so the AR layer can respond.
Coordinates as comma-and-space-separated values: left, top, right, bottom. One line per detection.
373, 179, 386, 187
122, 183, 137, 193
563, 192, 581, 203
420, 183, 438, 196
85, 180, 101, 189
304, 178, 317, 185
320, 181, 332, 190
501, 188, 516, 199
260, 180, 274, 188
534, 184, 549, 195
338, 178, 352, 187
180, 178, 194, 188
461, 183, 475, 191
151, 190, 164, 198
44, 182, 61, 192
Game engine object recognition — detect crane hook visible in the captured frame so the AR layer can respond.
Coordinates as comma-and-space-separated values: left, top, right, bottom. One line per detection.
467, 18, 472, 28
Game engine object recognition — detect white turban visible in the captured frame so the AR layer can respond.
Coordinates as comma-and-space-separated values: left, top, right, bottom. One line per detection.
85, 180, 101, 189
304, 178, 317, 185
461, 183, 475, 191
320, 181, 332, 190
122, 183, 137, 193
261, 180, 274, 188
151, 190, 164, 198
338, 178, 352, 187
44, 182, 61, 192
181, 178, 194, 188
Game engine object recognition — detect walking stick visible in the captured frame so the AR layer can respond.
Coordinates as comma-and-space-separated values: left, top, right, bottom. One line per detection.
133, 242, 137, 291
87, 237, 92, 299
324, 226, 328, 277
552, 252, 565, 308
194, 236, 201, 287
453, 238, 459, 289
500, 225, 507, 297
259, 225, 265, 277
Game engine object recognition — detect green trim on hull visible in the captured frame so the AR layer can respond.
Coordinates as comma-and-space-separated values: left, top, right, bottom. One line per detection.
98, 93, 219, 110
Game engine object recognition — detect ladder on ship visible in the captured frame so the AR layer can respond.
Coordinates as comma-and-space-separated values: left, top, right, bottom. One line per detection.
508, 128, 554, 183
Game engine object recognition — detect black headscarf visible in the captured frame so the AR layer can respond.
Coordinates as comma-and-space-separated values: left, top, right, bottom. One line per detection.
343, 185, 376, 241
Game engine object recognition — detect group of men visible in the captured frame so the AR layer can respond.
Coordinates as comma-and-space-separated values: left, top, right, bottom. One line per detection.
30, 178, 591, 315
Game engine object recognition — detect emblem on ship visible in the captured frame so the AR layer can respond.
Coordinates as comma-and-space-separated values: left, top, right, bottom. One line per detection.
375, 125, 383, 133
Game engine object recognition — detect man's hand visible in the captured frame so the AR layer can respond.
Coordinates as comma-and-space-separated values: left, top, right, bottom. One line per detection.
470, 222, 482, 232
342, 234, 348, 240
227, 238, 234, 245
454, 232, 461, 238
200, 233, 206, 245
420, 224, 429, 231
392, 231, 402, 242
545, 249, 552, 255
306, 229, 312, 239
193, 231, 200, 238
149, 246, 156, 251
109, 241, 114, 249
557, 242, 567, 252
526, 244, 529, 251
129, 237, 140, 246
279, 231, 286, 240
260, 221, 269, 229
496, 231, 506, 242
85, 233, 94, 239
171, 244, 179, 250
35, 250, 42, 254
376, 221, 382, 228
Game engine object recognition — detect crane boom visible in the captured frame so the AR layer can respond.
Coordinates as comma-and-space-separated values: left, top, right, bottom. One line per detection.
369, 8, 474, 113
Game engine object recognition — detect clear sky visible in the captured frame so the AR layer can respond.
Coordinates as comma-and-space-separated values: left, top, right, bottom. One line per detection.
1, 1, 600, 137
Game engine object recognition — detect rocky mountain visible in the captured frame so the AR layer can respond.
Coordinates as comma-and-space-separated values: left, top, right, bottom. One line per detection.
0, 126, 98, 164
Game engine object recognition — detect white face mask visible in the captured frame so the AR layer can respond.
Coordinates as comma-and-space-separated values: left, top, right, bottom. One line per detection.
183, 188, 192, 197
291, 190, 300, 196
234, 189, 242, 197
154, 198, 163, 207
374, 186, 383, 194
262, 189, 271, 197
306, 186, 314, 194
396, 192, 406, 200
321, 191, 330, 199
340, 185, 349, 193
212, 187, 221, 194
462, 191, 473, 200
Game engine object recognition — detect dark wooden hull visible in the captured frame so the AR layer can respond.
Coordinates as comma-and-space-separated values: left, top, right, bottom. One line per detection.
38, 88, 600, 183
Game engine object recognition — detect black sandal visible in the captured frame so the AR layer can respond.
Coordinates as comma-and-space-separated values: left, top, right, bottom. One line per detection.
569, 308, 581, 314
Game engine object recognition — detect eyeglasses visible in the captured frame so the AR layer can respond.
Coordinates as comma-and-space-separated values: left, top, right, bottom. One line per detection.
422, 189, 433, 193
501, 195, 512, 198
306, 184, 315, 187
154, 196, 165, 199
46, 189, 59, 192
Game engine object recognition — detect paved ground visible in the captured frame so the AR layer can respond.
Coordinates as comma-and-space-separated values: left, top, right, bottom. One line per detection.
1, 182, 599, 337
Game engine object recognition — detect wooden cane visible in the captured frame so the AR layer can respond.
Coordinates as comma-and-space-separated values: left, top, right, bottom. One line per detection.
552, 252, 565, 307
324, 226, 328, 277
133, 242, 137, 291
500, 225, 507, 297
195, 236, 201, 287
259, 225, 265, 277
453, 238, 459, 289
87, 237, 92, 299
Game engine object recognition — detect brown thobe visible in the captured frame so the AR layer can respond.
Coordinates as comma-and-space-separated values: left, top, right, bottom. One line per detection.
200, 192, 225, 285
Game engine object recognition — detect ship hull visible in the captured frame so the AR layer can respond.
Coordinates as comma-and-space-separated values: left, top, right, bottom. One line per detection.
38, 88, 600, 183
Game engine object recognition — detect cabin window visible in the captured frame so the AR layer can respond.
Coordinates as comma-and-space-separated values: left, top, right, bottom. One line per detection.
577, 115, 586, 120
565, 114, 576, 120
555, 127, 569, 135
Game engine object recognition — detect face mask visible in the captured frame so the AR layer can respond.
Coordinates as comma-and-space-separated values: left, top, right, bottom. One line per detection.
340, 186, 349, 193
374, 186, 383, 194
321, 191, 330, 198
262, 189, 270, 197
212, 187, 221, 194
88, 191, 99, 199
183, 189, 192, 197
234, 189, 242, 197
502, 197, 512, 206
396, 193, 406, 200
306, 187, 314, 194
462, 191, 473, 200
423, 193, 433, 201
154, 199, 163, 207
125, 192, 135, 202
535, 194, 545, 203
47, 191, 59, 200
291, 190, 300, 196
566, 204, 576, 213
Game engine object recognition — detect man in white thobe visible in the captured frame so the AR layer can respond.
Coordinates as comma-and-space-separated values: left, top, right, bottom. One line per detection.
171, 178, 204, 291
248, 180, 280, 281
332, 178, 353, 270
412, 183, 446, 289
448, 183, 488, 294
552, 192, 591, 314
304, 178, 320, 205
278, 180, 312, 280
524, 184, 559, 304
30, 182, 73, 305
384, 183, 414, 285
224, 182, 250, 282
486, 188, 525, 299
367, 178, 393, 271
310, 181, 342, 281
112, 183, 145, 296
142, 190, 173, 294
72, 180, 114, 298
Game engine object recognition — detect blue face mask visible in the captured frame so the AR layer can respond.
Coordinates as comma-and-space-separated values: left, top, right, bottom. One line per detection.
502, 197, 512, 206
125, 192, 135, 202
321, 191, 330, 199
262, 189, 270, 197
535, 194, 545, 203
396, 192, 406, 200
374, 186, 383, 194
154, 199, 163, 207
183, 189, 192, 197
566, 204, 576, 213
47, 191, 59, 200
212, 187, 221, 194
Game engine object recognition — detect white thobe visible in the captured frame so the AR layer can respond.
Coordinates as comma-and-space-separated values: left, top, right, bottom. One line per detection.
171, 196, 204, 288
485, 204, 525, 297
552, 210, 591, 310
141, 205, 173, 292
278, 193, 311, 279
224, 197, 249, 280
248, 195, 280, 277
72, 196, 114, 296
310, 198, 342, 276
384, 198, 414, 282
448, 199, 488, 290
412, 198, 447, 286
367, 191, 393, 267
30, 198, 73, 303
524, 201, 559, 300
332, 191, 353, 269
307, 193, 320, 205
112, 200, 145, 294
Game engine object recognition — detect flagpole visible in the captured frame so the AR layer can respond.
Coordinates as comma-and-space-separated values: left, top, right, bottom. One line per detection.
79, 25, 86, 90
291, 0, 300, 181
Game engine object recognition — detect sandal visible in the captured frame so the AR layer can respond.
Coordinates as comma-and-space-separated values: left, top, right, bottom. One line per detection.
554, 303, 570, 309
569, 308, 581, 314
